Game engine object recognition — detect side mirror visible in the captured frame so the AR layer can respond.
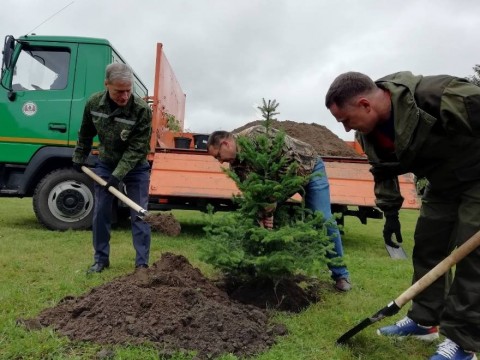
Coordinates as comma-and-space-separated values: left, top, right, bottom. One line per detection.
2, 35, 15, 70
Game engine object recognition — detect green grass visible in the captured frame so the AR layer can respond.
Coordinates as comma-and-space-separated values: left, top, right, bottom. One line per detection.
0, 198, 442, 359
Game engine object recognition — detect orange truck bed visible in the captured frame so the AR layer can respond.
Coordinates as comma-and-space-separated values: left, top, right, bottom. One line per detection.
147, 149, 420, 222
323, 156, 419, 209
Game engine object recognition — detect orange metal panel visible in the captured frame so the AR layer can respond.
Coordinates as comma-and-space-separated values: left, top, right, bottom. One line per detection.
149, 43, 187, 152
150, 152, 240, 198
325, 161, 419, 209
344, 140, 366, 156
149, 152, 421, 210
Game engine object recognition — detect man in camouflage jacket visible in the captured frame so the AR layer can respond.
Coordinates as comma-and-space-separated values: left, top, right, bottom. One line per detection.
73, 63, 152, 274
207, 125, 352, 292
326, 71, 480, 359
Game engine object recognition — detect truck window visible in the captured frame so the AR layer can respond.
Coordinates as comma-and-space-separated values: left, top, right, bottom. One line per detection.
12, 46, 70, 91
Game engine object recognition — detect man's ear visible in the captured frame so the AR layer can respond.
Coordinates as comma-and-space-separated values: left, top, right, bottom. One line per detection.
357, 97, 371, 111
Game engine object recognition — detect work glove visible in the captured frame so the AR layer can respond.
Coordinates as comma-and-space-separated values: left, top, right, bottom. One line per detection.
72, 162, 84, 173
104, 175, 120, 192
383, 213, 403, 248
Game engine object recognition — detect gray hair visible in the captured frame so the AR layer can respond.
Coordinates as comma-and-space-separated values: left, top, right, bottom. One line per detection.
105, 63, 133, 84
325, 71, 377, 108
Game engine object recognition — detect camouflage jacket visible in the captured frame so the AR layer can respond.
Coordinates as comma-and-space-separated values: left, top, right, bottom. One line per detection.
72, 90, 152, 180
231, 125, 319, 182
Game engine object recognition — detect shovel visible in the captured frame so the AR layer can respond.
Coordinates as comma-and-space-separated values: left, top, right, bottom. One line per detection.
336, 229, 480, 344
385, 232, 408, 259
385, 243, 408, 259
81, 166, 181, 234
82, 166, 148, 218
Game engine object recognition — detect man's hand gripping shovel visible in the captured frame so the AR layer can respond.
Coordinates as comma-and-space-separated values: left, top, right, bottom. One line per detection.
81, 166, 148, 220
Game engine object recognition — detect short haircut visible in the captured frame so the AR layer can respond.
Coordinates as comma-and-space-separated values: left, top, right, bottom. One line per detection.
105, 63, 133, 84
207, 130, 233, 148
325, 71, 376, 108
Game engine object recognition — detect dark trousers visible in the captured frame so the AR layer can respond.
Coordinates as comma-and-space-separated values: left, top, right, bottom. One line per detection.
92, 161, 151, 266
408, 181, 480, 351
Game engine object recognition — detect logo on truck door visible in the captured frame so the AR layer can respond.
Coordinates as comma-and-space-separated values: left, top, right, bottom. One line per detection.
22, 101, 38, 116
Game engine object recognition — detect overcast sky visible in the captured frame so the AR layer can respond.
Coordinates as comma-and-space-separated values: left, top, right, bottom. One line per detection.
2, 0, 479, 140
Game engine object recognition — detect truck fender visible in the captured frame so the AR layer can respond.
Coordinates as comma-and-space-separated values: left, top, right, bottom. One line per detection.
20, 146, 95, 195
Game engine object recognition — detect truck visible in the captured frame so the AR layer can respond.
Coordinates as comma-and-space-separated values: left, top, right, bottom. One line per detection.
0, 34, 420, 231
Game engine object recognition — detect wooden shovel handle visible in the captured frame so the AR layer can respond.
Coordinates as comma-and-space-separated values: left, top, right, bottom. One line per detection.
395, 229, 480, 307
81, 166, 147, 215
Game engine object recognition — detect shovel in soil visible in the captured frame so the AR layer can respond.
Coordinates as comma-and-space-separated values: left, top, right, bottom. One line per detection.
82, 166, 169, 232
82, 166, 149, 217
336, 229, 480, 345
82, 166, 181, 234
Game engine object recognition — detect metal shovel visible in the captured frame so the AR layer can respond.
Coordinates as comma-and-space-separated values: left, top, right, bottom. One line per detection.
337, 229, 480, 344
385, 244, 408, 259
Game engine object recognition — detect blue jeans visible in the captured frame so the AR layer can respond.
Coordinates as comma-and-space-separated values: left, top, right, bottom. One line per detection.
304, 159, 349, 280
92, 161, 151, 266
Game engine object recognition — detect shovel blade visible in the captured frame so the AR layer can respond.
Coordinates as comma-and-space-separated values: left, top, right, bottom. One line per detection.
385, 244, 408, 259
336, 301, 401, 344
336, 317, 374, 344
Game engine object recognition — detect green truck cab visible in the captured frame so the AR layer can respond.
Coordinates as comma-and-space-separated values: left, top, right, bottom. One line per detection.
0, 34, 147, 230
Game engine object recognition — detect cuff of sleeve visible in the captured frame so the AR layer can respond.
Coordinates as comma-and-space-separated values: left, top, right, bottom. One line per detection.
383, 210, 399, 218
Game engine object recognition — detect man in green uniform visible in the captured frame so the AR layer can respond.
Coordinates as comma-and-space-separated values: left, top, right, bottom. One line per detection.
207, 125, 352, 292
73, 63, 152, 274
325, 71, 480, 360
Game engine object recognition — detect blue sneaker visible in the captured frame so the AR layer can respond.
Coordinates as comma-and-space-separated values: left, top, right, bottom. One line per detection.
377, 316, 439, 341
429, 338, 477, 360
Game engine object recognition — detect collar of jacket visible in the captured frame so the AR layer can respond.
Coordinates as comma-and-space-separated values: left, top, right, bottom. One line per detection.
375, 72, 438, 166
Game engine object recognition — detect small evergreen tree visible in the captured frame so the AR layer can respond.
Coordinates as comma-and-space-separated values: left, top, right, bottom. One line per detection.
228, 99, 307, 225
201, 99, 340, 283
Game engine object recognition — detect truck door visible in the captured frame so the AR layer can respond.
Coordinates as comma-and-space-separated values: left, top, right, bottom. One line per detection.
0, 43, 77, 164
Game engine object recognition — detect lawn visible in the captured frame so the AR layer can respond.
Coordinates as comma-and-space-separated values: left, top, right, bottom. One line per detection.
0, 198, 441, 359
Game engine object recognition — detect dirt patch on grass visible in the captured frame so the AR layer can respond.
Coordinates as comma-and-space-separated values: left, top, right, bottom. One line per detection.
23, 253, 320, 359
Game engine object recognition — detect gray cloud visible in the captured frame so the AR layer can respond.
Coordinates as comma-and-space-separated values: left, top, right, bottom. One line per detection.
2, 0, 479, 139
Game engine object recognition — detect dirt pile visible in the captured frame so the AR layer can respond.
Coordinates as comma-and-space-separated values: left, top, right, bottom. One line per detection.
23, 253, 287, 359
145, 212, 182, 236
232, 120, 364, 158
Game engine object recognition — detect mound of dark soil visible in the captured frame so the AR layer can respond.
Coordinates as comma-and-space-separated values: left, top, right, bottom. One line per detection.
232, 120, 363, 158
145, 212, 182, 236
21, 253, 297, 359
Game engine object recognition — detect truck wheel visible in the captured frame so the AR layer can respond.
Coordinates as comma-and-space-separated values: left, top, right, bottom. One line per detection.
33, 168, 94, 230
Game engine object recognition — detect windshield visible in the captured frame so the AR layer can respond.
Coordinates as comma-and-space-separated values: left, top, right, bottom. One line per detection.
12, 45, 70, 91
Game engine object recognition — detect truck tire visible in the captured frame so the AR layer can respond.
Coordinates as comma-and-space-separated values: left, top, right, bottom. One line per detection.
33, 168, 94, 230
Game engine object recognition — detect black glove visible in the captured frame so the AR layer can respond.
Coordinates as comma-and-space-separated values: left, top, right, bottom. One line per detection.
104, 176, 120, 191
383, 213, 403, 248
72, 162, 84, 173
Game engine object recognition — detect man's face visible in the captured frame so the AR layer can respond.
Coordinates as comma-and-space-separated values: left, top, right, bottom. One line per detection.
105, 80, 132, 107
329, 99, 378, 134
207, 139, 237, 164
